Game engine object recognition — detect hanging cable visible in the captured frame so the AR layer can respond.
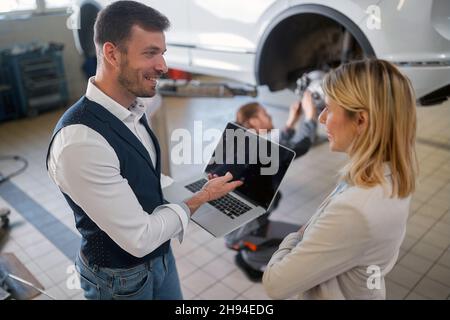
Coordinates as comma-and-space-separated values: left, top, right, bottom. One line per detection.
0, 155, 28, 184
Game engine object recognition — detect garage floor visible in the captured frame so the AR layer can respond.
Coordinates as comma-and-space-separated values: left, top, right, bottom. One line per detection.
0, 93, 449, 300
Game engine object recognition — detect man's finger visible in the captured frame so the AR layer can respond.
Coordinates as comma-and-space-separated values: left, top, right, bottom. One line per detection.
227, 180, 243, 190
221, 172, 234, 182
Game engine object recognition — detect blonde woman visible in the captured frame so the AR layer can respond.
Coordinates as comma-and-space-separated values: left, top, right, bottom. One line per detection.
262, 59, 417, 300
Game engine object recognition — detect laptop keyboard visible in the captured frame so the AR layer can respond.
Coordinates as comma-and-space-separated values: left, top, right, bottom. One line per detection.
185, 178, 252, 219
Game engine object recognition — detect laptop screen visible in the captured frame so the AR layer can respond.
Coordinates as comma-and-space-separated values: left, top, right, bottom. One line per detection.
205, 122, 295, 210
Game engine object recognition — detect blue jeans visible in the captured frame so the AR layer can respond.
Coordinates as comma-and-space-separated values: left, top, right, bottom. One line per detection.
75, 248, 183, 300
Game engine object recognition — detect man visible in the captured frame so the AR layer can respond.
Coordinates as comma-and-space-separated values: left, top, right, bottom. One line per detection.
235, 91, 318, 159
46, 1, 242, 300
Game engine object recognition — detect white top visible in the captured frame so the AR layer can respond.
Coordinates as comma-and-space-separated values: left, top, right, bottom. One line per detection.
263, 164, 411, 300
47, 77, 190, 258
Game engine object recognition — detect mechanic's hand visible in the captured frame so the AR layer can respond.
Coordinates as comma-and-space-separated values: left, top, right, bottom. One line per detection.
286, 100, 302, 129
301, 90, 317, 121
202, 172, 243, 202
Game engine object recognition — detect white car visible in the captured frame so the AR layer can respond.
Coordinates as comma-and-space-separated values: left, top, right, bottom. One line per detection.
71, 0, 450, 105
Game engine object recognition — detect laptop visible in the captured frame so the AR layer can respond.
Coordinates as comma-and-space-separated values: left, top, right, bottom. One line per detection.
163, 122, 296, 237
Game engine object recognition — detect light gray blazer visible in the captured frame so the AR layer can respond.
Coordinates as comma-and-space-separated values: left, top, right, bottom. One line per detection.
263, 164, 411, 300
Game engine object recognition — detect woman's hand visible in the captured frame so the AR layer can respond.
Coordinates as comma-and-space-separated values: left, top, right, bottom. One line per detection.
298, 224, 307, 238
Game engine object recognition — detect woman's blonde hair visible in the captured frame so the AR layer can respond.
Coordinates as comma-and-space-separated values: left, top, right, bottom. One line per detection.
322, 59, 418, 198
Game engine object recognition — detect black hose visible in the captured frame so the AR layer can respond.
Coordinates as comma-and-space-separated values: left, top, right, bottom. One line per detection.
0, 155, 28, 184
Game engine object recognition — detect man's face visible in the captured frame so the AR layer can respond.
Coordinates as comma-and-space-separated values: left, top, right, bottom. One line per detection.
117, 25, 168, 98
251, 107, 274, 132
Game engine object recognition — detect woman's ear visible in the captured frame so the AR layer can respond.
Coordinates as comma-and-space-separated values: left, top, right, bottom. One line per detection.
356, 111, 369, 134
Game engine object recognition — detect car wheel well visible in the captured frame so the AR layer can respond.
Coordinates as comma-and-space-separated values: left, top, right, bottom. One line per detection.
256, 6, 375, 91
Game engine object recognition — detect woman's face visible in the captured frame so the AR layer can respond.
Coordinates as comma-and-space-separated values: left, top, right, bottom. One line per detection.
318, 97, 358, 153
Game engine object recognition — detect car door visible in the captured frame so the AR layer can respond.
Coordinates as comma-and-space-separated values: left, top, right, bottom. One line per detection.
187, 0, 288, 83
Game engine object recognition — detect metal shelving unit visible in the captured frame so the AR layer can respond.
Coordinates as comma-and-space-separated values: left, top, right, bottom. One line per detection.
0, 65, 20, 122
0, 42, 68, 118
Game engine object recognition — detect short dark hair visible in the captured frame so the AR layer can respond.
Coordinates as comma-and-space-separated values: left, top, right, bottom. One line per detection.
94, 1, 170, 52
236, 102, 262, 127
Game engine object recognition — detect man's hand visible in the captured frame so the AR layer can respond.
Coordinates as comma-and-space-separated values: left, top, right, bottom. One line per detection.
202, 172, 243, 202
285, 90, 318, 130
184, 172, 243, 215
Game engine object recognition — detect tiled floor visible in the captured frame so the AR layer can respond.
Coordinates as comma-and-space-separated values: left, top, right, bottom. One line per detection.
0, 88, 449, 300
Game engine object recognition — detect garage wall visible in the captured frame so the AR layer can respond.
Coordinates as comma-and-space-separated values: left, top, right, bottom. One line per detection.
0, 13, 88, 103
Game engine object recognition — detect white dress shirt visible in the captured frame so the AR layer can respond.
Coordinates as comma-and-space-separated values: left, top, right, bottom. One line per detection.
48, 77, 190, 258
263, 164, 410, 299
